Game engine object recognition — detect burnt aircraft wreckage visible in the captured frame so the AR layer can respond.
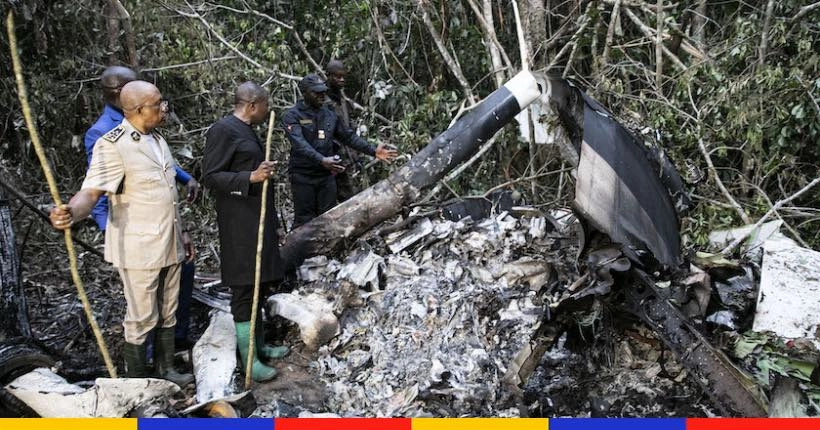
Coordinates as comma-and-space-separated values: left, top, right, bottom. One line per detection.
1, 70, 769, 417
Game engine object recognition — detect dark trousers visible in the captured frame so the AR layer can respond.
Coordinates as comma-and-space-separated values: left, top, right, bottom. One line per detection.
290, 173, 337, 228
335, 170, 356, 202
230, 282, 274, 322
174, 261, 195, 340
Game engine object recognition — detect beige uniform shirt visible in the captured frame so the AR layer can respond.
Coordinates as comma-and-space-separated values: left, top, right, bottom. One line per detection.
82, 118, 185, 269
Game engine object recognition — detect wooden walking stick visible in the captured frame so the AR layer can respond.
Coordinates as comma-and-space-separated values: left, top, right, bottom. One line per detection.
246, 111, 277, 389
6, 11, 117, 378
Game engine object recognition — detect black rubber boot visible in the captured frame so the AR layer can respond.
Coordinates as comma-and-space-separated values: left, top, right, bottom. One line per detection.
123, 342, 148, 378
155, 327, 194, 387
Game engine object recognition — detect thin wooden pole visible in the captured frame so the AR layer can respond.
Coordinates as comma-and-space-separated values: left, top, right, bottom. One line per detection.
6, 11, 117, 378
245, 111, 276, 389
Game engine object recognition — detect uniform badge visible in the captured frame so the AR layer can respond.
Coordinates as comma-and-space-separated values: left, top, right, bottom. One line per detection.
131, 131, 141, 141
318, 130, 325, 139
102, 126, 125, 143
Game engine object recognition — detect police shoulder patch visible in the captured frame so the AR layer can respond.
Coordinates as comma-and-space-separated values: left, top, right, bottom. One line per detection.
102, 126, 125, 143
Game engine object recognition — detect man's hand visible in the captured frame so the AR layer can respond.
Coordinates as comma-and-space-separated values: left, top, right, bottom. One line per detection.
50, 204, 73, 231
185, 178, 201, 203
277, 228, 287, 246
250, 161, 277, 183
321, 156, 346, 174
375, 143, 399, 163
181, 231, 196, 262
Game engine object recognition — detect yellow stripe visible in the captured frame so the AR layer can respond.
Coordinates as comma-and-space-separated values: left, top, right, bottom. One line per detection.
0, 418, 137, 430
412, 418, 548, 430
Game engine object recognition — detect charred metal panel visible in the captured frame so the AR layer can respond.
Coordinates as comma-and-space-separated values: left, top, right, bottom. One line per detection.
545, 78, 687, 268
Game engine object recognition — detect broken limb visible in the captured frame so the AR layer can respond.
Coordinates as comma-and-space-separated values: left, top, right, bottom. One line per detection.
6, 11, 117, 378
721, 176, 820, 255
280, 70, 542, 267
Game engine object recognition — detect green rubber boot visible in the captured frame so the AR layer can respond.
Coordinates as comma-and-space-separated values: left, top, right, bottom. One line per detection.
256, 322, 289, 360
155, 327, 195, 387
123, 342, 148, 378
235, 321, 277, 382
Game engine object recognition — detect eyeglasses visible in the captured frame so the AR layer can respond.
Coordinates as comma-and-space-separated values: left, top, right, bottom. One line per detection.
125, 98, 170, 112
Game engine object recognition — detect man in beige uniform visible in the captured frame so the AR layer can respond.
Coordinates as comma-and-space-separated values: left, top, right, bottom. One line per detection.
50, 80, 193, 386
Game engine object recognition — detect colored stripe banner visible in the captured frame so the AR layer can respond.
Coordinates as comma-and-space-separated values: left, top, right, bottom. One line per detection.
550, 418, 685, 430
687, 418, 820, 430
412, 418, 548, 429
0, 418, 137, 430
2, 417, 820, 429
275, 418, 411, 430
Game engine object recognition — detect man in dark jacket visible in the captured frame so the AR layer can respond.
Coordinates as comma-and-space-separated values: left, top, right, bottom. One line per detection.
202, 82, 288, 382
324, 60, 357, 202
283, 74, 397, 227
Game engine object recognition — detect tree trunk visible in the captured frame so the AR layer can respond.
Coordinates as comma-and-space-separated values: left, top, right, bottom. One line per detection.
280, 71, 542, 267
0, 188, 31, 340
520, 0, 548, 69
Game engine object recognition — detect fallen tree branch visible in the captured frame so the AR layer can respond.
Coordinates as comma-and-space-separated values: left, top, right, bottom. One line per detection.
722, 176, 820, 255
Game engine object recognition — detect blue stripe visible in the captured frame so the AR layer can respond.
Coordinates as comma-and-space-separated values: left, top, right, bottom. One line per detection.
138, 418, 273, 430
550, 418, 687, 430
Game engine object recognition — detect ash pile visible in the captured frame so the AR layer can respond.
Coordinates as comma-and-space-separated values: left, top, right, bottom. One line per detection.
270, 192, 713, 417
286, 203, 578, 416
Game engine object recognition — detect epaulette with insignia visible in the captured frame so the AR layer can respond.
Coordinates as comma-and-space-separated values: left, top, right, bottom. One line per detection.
102, 126, 126, 143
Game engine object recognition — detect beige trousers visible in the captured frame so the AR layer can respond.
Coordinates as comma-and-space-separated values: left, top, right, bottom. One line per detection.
117, 264, 181, 344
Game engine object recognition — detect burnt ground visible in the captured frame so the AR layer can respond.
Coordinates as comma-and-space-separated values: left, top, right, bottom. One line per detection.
10, 201, 717, 418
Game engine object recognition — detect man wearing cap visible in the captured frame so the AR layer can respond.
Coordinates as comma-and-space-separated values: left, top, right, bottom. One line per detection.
283, 73, 398, 227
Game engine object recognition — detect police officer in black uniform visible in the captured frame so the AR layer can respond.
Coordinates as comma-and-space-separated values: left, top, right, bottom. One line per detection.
283, 74, 398, 227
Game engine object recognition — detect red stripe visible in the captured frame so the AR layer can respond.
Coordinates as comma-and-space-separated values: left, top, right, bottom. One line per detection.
687, 418, 820, 430
275, 418, 412, 430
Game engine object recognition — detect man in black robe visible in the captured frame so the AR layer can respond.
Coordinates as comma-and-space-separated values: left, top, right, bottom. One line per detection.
202, 82, 288, 382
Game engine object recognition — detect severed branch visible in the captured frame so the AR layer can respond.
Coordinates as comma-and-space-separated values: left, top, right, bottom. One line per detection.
416, 0, 475, 103
722, 176, 820, 255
